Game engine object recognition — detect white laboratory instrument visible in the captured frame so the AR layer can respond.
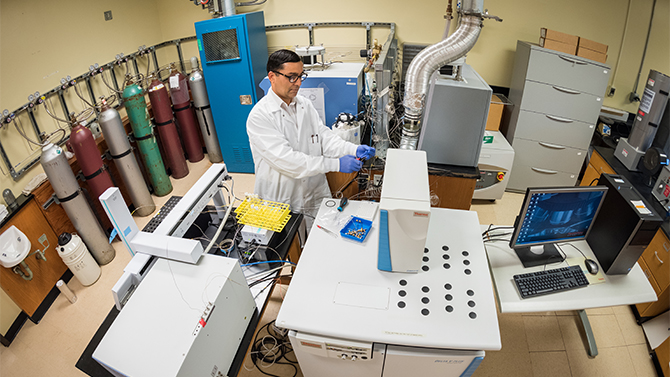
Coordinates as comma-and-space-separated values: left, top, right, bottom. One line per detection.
378, 149, 431, 273
241, 224, 274, 245
99, 187, 139, 256
276, 201, 501, 377
259, 62, 364, 126
106, 163, 229, 310
93, 254, 256, 377
418, 64, 492, 168
652, 165, 670, 211
474, 131, 515, 200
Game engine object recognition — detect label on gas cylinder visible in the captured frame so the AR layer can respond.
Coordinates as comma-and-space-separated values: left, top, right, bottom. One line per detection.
639, 88, 655, 114
169, 76, 180, 89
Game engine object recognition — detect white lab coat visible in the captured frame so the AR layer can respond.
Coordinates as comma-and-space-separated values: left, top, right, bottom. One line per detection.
247, 88, 358, 221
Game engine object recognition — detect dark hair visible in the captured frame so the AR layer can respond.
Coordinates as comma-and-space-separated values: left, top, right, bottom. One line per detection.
267, 49, 301, 73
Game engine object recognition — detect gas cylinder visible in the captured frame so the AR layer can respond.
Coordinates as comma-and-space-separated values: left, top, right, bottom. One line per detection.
147, 76, 189, 178
168, 64, 204, 162
40, 143, 115, 265
189, 56, 223, 163
122, 80, 173, 197
69, 121, 114, 201
98, 101, 156, 216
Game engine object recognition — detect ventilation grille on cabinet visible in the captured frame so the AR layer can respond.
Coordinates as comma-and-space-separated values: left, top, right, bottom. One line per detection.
202, 29, 240, 62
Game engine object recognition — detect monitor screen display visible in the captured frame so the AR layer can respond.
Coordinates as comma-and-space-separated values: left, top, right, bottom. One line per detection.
510, 186, 608, 249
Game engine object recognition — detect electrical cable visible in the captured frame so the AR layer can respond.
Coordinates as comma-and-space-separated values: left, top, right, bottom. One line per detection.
203, 187, 235, 254
558, 242, 588, 259
241, 260, 296, 268
248, 320, 298, 377
482, 237, 511, 243
481, 225, 514, 237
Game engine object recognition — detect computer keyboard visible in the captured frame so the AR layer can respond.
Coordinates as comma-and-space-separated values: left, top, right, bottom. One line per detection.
513, 265, 589, 299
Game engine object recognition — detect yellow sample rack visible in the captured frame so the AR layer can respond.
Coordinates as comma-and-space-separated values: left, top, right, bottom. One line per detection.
234, 196, 291, 232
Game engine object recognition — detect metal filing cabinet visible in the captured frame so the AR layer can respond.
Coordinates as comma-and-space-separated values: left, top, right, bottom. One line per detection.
505, 41, 610, 191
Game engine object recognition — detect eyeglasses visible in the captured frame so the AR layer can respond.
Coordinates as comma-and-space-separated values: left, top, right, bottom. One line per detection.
272, 70, 308, 83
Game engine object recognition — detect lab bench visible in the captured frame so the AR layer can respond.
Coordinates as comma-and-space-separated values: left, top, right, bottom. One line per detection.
327, 163, 479, 211
0, 194, 72, 347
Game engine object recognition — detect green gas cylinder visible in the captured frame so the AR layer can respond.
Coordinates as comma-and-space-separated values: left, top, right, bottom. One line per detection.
122, 81, 172, 196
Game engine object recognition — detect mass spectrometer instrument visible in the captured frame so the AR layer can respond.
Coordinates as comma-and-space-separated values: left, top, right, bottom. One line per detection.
276, 149, 500, 377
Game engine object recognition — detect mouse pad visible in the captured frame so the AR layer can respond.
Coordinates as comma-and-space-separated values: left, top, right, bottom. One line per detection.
565, 257, 606, 285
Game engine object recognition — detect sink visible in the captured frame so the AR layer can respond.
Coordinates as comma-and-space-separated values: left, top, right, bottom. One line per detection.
0, 225, 31, 268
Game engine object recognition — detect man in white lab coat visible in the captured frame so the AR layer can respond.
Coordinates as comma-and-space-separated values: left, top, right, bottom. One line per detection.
247, 49, 375, 224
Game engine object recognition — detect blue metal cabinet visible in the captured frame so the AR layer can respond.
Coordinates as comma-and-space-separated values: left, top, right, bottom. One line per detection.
195, 11, 268, 173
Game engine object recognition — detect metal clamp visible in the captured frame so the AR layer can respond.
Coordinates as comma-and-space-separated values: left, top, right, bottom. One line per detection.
481, 9, 503, 22
42, 194, 59, 210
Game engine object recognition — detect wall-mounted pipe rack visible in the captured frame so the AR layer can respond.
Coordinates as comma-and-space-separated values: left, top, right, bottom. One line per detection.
0, 37, 197, 181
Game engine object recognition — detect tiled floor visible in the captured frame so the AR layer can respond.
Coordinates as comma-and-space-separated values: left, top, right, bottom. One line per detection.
0, 159, 660, 377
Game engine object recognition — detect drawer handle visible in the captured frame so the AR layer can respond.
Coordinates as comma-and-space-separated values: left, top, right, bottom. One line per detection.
655, 251, 664, 264
552, 85, 581, 95
539, 142, 566, 150
545, 114, 574, 123
531, 167, 558, 174
559, 55, 588, 65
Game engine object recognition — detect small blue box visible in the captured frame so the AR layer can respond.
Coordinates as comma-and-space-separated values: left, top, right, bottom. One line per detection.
340, 216, 372, 242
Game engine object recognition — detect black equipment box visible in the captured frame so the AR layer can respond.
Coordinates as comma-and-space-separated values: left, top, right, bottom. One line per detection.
586, 174, 663, 274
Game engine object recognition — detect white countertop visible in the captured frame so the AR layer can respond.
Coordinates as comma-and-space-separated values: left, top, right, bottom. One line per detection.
483, 226, 658, 313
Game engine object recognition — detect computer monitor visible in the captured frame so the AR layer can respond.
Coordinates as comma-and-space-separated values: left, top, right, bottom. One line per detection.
509, 186, 608, 268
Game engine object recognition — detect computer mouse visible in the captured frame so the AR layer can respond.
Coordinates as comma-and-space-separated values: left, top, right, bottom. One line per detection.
584, 259, 599, 275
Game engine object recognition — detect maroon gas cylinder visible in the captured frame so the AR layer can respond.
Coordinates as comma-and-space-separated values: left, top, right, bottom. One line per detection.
168, 67, 204, 162
148, 77, 189, 179
69, 123, 114, 200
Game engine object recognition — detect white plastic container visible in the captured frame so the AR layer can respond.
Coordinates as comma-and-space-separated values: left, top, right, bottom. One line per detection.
57, 233, 101, 286
56, 280, 77, 303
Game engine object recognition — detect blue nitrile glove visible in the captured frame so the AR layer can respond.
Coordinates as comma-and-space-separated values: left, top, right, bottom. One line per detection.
356, 145, 376, 160
339, 155, 363, 173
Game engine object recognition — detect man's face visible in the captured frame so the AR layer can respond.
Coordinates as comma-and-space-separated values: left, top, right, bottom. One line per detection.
269, 61, 304, 105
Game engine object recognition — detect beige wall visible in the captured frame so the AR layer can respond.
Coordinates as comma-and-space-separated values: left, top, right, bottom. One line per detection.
0, 0, 165, 336
0, 0, 668, 334
157, 0, 669, 110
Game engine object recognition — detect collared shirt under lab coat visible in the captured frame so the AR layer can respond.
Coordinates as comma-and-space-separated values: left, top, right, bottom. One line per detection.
247, 87, 358, 220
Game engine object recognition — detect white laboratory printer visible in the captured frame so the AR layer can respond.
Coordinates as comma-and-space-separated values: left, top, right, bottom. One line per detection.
276, 149, 501, 377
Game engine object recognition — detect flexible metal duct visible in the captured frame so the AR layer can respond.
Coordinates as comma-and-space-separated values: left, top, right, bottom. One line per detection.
400, 0, 484, 149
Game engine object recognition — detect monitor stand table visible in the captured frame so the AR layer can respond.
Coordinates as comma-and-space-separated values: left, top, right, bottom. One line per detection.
483, 226, 657, 357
